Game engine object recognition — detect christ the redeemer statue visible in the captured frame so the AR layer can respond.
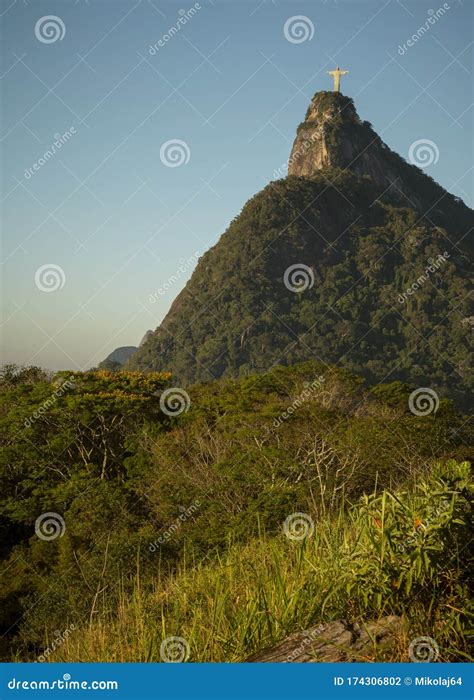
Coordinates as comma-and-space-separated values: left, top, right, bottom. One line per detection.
327, 66, 348, 92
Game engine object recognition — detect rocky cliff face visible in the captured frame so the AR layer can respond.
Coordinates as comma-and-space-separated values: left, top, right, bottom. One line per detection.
289, 92, 442, 212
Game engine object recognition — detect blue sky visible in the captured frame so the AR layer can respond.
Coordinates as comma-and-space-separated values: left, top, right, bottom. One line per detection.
1, 0, 473, 370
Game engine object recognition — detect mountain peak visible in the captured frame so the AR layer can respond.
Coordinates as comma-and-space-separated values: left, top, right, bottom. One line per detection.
286, 91, 474, 229
292, 92, 400, 180
303, 90, 357, 120
128, 89, 472, 398
288, 91, 439, 213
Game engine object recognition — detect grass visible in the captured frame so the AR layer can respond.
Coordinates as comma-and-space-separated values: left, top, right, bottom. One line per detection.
44, 460, 472, 663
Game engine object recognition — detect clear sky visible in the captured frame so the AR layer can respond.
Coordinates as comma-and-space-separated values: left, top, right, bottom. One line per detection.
1, 0, 473, 370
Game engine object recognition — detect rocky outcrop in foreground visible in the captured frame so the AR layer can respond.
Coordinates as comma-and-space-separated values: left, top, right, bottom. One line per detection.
246, 616, 403, 662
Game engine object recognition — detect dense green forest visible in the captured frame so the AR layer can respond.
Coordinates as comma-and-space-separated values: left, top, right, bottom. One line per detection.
129, 169, 473, 407
1, 362, 472, 661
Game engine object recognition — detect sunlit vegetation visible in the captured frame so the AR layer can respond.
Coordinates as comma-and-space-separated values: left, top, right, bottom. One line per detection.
0, 362, 472, 661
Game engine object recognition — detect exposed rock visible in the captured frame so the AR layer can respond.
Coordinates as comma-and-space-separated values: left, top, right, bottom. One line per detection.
289, 91, 428, 209
246, 615, 403, 662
